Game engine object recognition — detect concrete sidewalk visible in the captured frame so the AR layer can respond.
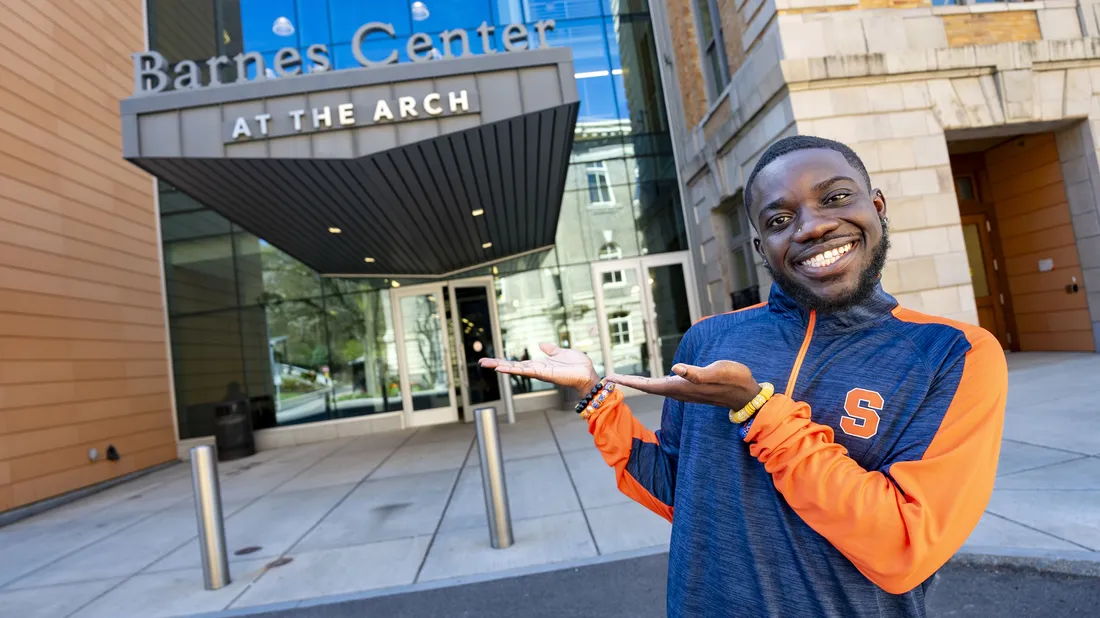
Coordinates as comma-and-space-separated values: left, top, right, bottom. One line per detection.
0, 353, 1098, 618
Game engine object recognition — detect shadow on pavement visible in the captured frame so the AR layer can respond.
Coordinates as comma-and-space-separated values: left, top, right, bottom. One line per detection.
222, 553, 1100, 618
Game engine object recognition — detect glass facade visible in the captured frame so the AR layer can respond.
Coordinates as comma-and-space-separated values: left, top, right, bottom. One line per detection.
149, 0, 687, 438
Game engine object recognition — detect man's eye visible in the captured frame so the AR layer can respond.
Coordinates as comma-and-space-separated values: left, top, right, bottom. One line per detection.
768, 215, 792, 228
826, 192, 851, 203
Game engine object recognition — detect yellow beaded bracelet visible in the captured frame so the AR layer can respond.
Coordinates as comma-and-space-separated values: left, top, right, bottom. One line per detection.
729, 382, 774, 424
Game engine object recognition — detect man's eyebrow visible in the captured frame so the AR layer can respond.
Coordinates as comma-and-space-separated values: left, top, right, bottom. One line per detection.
812, 175, 858, 192
760, 197, 787, 215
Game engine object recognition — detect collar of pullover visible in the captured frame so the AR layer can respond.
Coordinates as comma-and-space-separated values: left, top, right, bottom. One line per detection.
766, 281, 898, 335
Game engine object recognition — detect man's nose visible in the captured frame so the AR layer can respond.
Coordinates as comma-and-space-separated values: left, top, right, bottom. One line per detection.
791, 210, 840, 243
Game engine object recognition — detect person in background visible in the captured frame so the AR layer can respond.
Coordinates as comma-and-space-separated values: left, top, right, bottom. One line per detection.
481, 135, 1007, 618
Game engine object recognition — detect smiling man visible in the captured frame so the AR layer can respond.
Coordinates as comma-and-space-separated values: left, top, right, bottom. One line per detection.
481, 135, 1007, 618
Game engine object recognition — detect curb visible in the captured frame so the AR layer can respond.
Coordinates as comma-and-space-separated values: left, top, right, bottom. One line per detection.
192, 545, 1100, 617
189, 546, 672, 618
953, 546, 1100, 578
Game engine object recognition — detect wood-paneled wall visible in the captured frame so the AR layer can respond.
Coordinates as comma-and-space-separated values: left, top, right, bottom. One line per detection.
985, 134, 1096, 352
0, 0, 177, 512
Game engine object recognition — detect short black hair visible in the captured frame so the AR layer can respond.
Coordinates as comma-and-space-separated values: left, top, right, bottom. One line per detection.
743, 135, 872, 223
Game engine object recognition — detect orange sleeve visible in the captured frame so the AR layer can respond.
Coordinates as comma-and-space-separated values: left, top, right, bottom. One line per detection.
744, 328, 1007, 594
587, 388, 676, 522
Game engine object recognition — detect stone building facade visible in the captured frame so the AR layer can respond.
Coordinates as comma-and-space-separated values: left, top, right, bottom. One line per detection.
652, 0, 1100, 352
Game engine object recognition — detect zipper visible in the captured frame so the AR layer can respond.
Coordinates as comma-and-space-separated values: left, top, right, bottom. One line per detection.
785, 310, 816, 398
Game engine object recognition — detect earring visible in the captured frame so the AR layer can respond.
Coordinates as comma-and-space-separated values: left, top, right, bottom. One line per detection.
882, 217, 889, 227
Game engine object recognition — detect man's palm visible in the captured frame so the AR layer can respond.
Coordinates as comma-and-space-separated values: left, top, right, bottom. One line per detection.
479, 343, 599, 393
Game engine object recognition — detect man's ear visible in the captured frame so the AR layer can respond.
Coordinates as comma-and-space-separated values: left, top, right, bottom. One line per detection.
753, 237, 765, 265
873, 189, 887, 219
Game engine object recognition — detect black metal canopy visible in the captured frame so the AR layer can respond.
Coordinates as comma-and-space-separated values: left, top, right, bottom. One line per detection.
121, 48, 579, 278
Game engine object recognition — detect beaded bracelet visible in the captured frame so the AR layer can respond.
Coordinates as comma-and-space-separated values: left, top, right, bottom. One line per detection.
729, 382, 775, 425
576, 382, 616, 420
574, 380, 606, 415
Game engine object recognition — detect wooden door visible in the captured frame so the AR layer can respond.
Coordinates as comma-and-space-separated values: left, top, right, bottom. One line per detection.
960, 213, 1009, 347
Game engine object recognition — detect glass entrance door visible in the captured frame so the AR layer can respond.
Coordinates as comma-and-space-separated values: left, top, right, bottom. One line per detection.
591, 252, 699, 378
448, 277, 504, 418
391, 283, 458, 427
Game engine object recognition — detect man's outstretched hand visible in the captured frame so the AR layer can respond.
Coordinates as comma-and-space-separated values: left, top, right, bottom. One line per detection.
479, 342, 601, 394
606, 361, 762, 411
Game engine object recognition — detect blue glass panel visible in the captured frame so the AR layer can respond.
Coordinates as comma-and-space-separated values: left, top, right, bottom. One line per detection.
411, 0, 494, 33
524, 0, 602, 21
295, 0, 331, 44
576, 75, 619, 122
239, 0, 300, 52
328, 0, 413, 43
244, 50, 280, 80
493, 0, 525, 25
541, 18, 611, 73
332, 36, 413, 70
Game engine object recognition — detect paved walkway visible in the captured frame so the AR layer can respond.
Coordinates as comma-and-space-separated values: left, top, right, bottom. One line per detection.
0, 353, 1098, 617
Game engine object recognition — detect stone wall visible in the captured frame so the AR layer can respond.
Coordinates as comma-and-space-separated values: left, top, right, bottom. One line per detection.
775, 1, 1082, 60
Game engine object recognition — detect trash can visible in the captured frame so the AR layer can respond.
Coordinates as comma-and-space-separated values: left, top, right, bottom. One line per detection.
214, 400, 256, 461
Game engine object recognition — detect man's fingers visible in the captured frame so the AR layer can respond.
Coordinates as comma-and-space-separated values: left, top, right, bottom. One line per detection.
671, 364, 705, 384
479, 358, 552, 381
606, 373, 690, 396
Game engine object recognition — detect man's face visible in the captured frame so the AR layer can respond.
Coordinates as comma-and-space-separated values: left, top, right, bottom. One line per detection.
749, 149, 889, 312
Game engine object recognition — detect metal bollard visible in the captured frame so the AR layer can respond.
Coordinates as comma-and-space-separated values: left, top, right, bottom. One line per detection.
190, 445, 231, 590
474, 407, 514, 549
500, 373, 516, 425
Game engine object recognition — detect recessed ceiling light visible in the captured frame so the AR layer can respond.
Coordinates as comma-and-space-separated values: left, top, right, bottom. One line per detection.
328, 227, 342, 234
391, 280, 401, 288
492, 266, 499, 275
471, 209, 484, 217
482, 242, 493, 249
364, 257, 375, 263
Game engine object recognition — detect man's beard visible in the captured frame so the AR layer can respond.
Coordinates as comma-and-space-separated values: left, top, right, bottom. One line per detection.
765, 227, 890, 313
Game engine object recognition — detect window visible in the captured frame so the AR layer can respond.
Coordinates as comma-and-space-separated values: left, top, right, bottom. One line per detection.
695, 0, 730, 101
722, 194, 759, 309
609, 313, 632, 345
954, 175, 977, 201
598, 242, 626, 285
598, 242, 623, 260
587, 161, 615, 206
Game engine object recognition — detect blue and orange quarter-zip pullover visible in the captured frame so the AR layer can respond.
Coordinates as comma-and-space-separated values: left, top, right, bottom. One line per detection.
586, 283, 1007, 618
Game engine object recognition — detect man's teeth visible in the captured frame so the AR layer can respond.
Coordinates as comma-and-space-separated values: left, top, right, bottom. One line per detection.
800, 242, 854, 268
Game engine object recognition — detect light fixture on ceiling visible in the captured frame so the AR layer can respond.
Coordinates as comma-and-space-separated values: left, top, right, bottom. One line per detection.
272, 16, 295, 36
411, 1, 430, 21
482, 242, 493, 249
492, 266, 499, 275
328, 227, 342, 234
391, 281, 401, 288
471, 209, 484, 217
364, 257, 375, 263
